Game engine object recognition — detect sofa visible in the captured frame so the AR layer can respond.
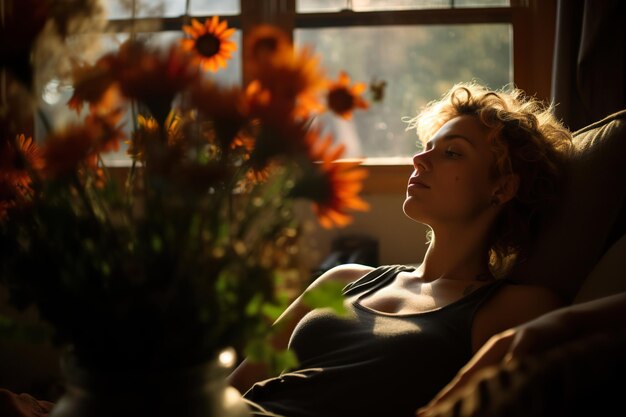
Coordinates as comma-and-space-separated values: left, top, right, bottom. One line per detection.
426, 108, 626, 417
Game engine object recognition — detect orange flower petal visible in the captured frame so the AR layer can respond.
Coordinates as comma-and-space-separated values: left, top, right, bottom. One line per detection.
353, 83, 367, 94
215, 19, 228, 35
192, 18, 204, 32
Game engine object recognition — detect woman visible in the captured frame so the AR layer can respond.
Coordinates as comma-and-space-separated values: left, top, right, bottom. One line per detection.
228, 82, 574, 417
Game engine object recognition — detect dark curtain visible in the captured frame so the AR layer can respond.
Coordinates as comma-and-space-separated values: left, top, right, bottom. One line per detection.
551, 0, 626, 131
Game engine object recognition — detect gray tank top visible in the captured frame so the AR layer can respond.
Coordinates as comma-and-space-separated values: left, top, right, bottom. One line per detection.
244, 265, 509, 417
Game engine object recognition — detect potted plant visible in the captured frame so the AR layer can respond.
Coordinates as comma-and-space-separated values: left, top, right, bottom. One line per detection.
0, 1, 372, 415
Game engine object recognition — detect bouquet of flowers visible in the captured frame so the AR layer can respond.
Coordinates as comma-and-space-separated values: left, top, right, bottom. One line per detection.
0, 0, 371, 371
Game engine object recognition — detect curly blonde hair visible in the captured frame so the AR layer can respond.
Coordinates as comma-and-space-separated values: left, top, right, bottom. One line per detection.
407, 82, 574, 275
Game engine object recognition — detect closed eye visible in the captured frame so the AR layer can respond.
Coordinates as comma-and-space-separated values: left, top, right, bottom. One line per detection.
444, 148, 462, 158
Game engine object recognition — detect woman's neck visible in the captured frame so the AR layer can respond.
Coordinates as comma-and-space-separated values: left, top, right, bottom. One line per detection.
416, 226, 492, 283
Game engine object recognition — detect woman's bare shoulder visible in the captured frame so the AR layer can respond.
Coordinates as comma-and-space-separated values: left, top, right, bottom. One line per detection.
499, 281, 564, 303
473, 282, 566, 351
492, 282, 566, 323
308, 263, 376, 289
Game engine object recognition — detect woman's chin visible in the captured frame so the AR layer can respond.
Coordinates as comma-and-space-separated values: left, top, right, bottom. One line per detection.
402, 203, 431, 225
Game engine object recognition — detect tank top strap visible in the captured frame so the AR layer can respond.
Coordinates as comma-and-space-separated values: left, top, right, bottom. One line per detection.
459, 277, 512, 320
342, 264, 415, 296
461, 276, 511, 304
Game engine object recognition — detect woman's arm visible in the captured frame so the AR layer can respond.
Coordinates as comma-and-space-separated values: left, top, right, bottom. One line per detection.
226, 263, 374, 394
417, 291, 626, 416
0, 388, 54, 417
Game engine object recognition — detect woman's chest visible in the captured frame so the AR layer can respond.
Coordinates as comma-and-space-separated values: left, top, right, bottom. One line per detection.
354, 277, 478, 315
289, 297, 470, 365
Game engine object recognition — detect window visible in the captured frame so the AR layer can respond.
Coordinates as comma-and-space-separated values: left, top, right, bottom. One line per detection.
291, 0, 517, 161
38, 0, 554, 193
296, 24, 511, 158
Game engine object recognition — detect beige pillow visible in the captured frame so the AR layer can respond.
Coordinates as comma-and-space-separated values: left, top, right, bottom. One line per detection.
510, 110, 626, 302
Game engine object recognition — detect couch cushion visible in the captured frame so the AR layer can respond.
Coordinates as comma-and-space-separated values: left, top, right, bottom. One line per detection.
574, 232, 626, 304
510, 110, 626, 302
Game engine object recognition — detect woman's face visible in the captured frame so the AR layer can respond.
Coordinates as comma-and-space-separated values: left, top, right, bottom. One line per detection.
403, 115, 500, 226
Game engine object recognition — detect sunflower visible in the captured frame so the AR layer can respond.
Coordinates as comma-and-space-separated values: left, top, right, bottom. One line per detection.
16, 134, 44, 175
291, 131, 369, 228
244, 24, 292, 73
181, 16, 237, 73
326, 71, 369, 120
235, 163, 274, 195
248, 48, 326, 121
126, 113, 182, 159
0, 134, 43, 206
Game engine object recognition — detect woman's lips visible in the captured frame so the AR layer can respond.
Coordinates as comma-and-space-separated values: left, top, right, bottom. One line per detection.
407, 177, 430, 189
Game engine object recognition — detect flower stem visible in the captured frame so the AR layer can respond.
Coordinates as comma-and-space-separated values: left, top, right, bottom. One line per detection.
37, 108, 52, 136
72, 173, 98, 220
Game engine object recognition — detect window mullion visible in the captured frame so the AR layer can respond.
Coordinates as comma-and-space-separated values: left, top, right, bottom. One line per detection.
294, 8, 513, 29
241, 0, 295, 30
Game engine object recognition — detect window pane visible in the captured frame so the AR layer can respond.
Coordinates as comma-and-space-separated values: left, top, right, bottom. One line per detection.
104, 0, 240, 19
37, 33, 129, 143
295, 25, 511, 158
298, 0, 447, 13
455, 0, 509, 7
104, 0, 185, 19
297, 0, 509, 13
190, 0, 240, 15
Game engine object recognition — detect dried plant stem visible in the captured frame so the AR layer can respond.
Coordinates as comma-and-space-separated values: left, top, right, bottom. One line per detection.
72, 173, 98, 220
37, 108, 53, 136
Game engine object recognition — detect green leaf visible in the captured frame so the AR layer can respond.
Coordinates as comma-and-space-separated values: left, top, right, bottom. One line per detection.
261, 303, 284, 322
101, 261, 111, 276
243, 338, 271, 363
0, 315, 51, 344
302, 281, 347, 317
151, 235, 163, 252
245, 294, 264, 317
216, 221, 229, 243
244, 339, 299, 375
271, 348, 298, 373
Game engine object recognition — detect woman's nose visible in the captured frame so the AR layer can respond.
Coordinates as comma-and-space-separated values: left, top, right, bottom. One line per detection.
412, 151, 430, 172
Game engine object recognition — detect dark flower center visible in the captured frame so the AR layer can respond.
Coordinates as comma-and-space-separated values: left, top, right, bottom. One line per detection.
253, 37, 279, 58
289, 170, 334, 204
195, 34, 221, 58
328, 88, 354, 115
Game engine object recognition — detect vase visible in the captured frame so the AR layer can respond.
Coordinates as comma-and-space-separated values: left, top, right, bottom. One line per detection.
49, 347, 251, 417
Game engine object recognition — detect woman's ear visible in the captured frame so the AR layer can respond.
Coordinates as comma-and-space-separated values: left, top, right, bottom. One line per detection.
492, 174, 519, 205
